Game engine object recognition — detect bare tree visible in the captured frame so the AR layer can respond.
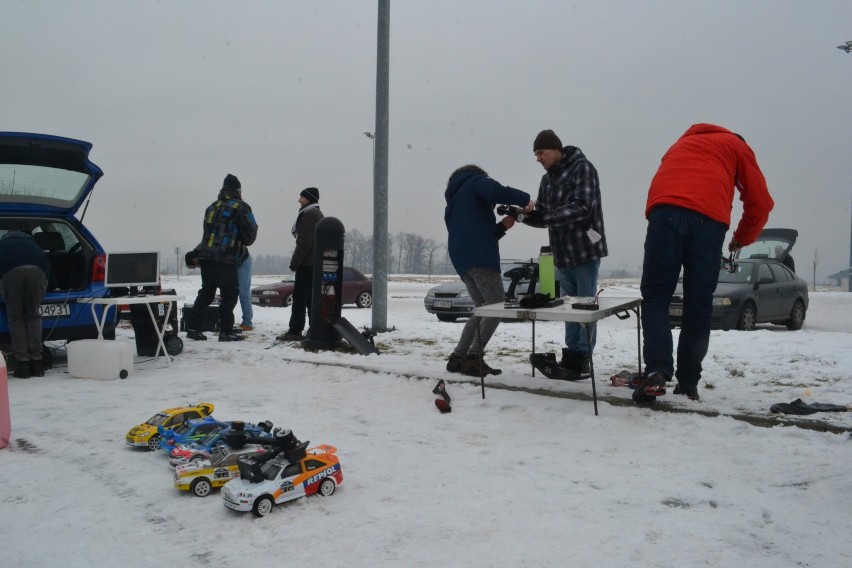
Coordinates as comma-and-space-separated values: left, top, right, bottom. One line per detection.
812, 247, 820, 292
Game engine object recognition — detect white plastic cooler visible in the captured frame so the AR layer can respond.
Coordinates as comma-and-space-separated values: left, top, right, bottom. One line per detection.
68, 339, 134, 380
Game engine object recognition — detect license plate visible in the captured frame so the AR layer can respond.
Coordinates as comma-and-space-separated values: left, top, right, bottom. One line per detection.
669, 307, 682, 316
38, 303, 71, 317
435, 300, 452, 308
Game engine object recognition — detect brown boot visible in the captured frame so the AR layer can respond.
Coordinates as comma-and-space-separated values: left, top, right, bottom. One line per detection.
463, 354, 502, 376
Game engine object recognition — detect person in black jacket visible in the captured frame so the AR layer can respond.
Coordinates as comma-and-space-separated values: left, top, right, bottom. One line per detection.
278, 187, 324, 342
0, 231, 57, 378
186, 174, 258, 342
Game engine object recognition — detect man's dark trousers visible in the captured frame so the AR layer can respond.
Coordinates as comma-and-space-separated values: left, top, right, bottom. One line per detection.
640, 205, 727, 390
288, 266, 314, 334
189, 260, 239, 333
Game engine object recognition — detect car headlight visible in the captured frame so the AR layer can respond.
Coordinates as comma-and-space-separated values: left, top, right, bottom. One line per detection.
262, 291, 279, 296
712, 297, 732, 306
426, 289, 436, 298
457, 290, 469, 298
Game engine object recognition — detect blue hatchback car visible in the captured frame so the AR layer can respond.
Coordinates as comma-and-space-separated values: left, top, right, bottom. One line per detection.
157, 417, 229, 453
0, 132, 118, 345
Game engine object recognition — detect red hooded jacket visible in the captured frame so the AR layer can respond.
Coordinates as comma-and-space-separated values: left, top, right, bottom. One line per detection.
645, 123, 774, 246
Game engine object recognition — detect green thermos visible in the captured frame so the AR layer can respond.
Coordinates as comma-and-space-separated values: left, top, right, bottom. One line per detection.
538, 246, 556, 298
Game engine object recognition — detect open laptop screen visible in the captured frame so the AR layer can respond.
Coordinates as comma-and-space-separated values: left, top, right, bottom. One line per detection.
104, 252, 160, 288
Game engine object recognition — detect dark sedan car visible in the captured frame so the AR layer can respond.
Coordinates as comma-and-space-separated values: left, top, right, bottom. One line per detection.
251, 267, 373, 308
669, 229, 808, 331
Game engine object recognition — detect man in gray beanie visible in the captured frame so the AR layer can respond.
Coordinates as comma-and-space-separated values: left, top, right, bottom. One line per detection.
523, 129, 608, 379
279, 187, 323, 342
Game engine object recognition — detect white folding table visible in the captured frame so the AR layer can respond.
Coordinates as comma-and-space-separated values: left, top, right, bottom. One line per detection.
80, 295, 184, 365
473, 296, 642, 415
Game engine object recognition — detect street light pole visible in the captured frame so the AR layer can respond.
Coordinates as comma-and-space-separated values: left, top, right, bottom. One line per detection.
841, 41, 852, 291
370, 0, 390, 331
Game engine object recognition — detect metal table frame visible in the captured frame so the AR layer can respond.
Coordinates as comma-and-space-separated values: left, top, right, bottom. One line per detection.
80, 295, 184, 365
473, 296, 642, 415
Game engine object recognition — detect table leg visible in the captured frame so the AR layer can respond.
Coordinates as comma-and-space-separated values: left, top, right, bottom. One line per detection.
476, 315, 485, 399
584, 323, 598, 416
145, 302, 173, 366
530, 320, 536, 377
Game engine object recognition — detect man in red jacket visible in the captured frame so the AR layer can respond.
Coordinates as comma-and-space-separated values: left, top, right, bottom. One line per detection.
635, 124, 774, 403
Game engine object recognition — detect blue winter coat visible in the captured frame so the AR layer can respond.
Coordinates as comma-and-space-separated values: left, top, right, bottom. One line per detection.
0, 231, 57, 290
444, 170, 530, 278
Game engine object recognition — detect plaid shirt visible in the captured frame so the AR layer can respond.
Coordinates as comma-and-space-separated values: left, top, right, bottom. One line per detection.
531, 146, 608, 268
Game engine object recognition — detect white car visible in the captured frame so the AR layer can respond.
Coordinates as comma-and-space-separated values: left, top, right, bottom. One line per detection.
173, 445, 265, 497
222, 445, 342, 517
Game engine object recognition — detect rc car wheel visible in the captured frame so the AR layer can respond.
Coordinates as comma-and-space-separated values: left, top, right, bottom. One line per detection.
147, 435, 161, 451
189, 454, 205, 464
253, 496, 274, 517
736, 302, 756, 331
165, 335, 183, 356
190, 478, 212, 497
318, 478, 336, 497
786, 300, 806, 331
356, 291, 373, 308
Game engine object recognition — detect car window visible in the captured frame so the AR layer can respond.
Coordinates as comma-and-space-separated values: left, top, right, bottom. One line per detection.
718, 264, 751, 284
282, 462, 302, 478
0, 164, 91, 207
769, 264, 792, 282
343, 268, 356, 281
184, 411, 201, 420
758, 264, 773, 283
261, 462, 283, 481
196, 423, 218, 435
304, 459, 325, 471
147, 413, 170, 426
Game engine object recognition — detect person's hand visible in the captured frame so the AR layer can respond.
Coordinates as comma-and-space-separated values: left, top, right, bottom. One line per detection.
728, 238, 742, 253
500, 216, 516, 230
524, 199, 535, 213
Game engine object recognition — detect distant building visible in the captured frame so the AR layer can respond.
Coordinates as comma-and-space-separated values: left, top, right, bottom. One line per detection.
827, 269, 852, 289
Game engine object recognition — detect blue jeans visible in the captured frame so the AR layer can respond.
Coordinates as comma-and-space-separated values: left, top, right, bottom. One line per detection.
238, 254, 253, 327
640, 205, 727, 389
556, 258, 600, 355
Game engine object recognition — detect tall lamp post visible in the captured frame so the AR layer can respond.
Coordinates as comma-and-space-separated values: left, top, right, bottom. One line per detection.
841, 41, 852, 290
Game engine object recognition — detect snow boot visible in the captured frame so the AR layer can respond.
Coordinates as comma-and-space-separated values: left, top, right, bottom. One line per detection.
446, 353, 466, 374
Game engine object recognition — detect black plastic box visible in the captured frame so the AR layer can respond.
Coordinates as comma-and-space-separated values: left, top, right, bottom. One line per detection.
180, 303, 220, 333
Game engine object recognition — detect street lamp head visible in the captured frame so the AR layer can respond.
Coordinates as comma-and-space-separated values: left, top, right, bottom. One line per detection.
363, 132, 375, 139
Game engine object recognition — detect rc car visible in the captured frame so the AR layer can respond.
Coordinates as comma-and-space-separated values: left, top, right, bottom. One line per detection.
125, 402, 214, 451
157, 416, 229, 453
173, 444, 267, 497
168, 420, 274, 466
221, 429, 342, 517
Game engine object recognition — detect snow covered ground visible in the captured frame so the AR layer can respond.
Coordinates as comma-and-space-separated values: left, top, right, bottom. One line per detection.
2, 275, 850, 567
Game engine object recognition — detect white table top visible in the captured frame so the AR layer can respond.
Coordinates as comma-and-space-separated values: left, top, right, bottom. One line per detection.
80, 294, 185, 305
474, 296, 640, 323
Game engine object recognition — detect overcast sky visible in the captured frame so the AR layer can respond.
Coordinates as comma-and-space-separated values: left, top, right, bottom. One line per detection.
2, 1, 851, 280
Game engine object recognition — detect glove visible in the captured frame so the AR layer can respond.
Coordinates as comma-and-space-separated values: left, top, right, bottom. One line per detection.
521, 209, 544, 225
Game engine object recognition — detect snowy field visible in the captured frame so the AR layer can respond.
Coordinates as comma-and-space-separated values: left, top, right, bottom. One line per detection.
2, 274, 851, 567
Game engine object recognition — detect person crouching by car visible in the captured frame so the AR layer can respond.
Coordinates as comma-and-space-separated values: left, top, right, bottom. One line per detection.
444, 165, 534, 376
0, 231, 57, 378
185, 174, 258, 342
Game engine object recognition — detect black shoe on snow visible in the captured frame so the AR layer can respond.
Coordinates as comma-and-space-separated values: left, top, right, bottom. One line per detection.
560, 349, 591, 376
673, 383, 700, 400
218, 330, 245, 342
31, 359, 45, 377
635, 372, 667, 397
277, 331, 303, 342
463, 355, 502, 376
187, 330, 207, 341
532, 352, 589, 381
446, 353, 466, 374
13, 361, 31, 379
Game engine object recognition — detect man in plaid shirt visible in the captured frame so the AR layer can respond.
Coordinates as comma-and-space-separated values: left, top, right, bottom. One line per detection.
525, 129, 608, 378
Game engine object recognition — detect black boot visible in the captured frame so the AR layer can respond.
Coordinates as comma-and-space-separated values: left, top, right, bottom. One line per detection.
31, 359, 45, 377
14, 361, 32, 379
559, 349, 591, 380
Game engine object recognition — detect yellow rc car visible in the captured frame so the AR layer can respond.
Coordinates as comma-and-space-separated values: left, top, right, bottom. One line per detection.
126, 402, 214, 451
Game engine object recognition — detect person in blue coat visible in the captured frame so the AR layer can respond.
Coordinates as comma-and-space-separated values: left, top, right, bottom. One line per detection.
444, 165, 534, 376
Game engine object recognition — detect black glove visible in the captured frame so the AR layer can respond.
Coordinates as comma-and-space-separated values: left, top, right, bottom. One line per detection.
521, 209, 544, 225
